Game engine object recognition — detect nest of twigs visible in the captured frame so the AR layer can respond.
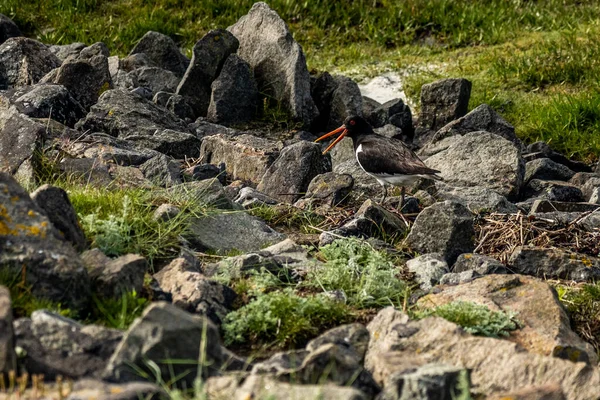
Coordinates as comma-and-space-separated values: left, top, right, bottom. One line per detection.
474, 212, 600, 263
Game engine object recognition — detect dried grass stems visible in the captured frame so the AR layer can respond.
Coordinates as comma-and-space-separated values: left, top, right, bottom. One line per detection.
474, 211, 600, 263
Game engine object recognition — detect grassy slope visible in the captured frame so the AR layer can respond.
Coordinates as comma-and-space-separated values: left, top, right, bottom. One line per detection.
3, 1, 600, 160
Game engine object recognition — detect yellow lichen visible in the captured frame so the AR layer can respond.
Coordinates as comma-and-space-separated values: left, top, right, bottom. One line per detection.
27, 210, 35, 217
10, 196, 19, 203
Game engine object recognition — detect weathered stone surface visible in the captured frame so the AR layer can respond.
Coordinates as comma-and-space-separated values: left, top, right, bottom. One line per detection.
42, 55, 113, 110
487, 384, 566, 400
78, 42, 110, 60
122, 128, 201, 159
31, 184, 87, 251
0, 286, 16, 375
188, 211, 285, 253
526, 141, 592, 173
229, 2, 318, 127
439, 270, 481, 286
128, 66, 180, 94
10, 84, 86, 127
183, 163, 225, 184
177, 29, 239, 118
55, 379, 163, 400
0, 37, 61, 89
83, 252, 147, 299
327, 75, 363, 130
234, 186, 278, 208
49, 42, 86, 62
523, 180, 584, 202
0, 105, 45, 174
433, 103, 518, 145
418, 78, 472, 132
153, 257, 236, 323
207, 54, 259, 125
76, 88, 190, 138
418, 274, 597, 364
167, 179, 237, 210
509, 246, 600, 282
0, 14, 21, 45
364, 307, 600, 399
0, 173, 90, 310
59, 157, 113, 186
405, 201, 475, 264
139, 154, 182, 187
152, 203, 180, 222
120, 52, 158, 73
525, 158, 576, 183
452, 253, 507, 275
310, 71, 338, 130
424, 131, 525, 198
434, 182, 518, 213
528, 199, 600, 214
14, 310, 122, 380
199, 133, 279, 183
166, 93, 195, 121
103, 302, 231, 386
297, 172, 354, 208
306, 323, 370, 362
129, 31, 189, 76
257, 141, 329, 203
406, 253, 450, 291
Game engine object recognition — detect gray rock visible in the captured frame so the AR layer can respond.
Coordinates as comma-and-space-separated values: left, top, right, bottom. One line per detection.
64, 132, 156, 166
103, 302, 229, 386
406, 253, 450, 291
417, 78, 471, 132
432, 103, 518, 145
525, 158, 575, 183
329, 136, 378, 190
14, 310, 122, 380
167, 179, 237, 210
122, 128, 201, 159
0, 14, 21, 45
298, 172, 354, 207
328, 75, 363, 130
207, 54, 259, 125
528, 199, 600, 214
405, 201, 475, 264
153, 258, 236, 323
0, 173, 90, 310
257, 141, 329, 204
439, 270, 481, 286
49, 42, 86, 62
424, 131, 525, 199
367, 98, 414, 140
31, 184, 87, 251
11, 84, 86, 127
589, 187, 600, 204
62, 379, 163, 400
152, 203, 181, 222
41, 54, 113, 110
177, 29, 239, 118
128, 31, 189, 76
59, 157, 113, 186
183, 163, 225, 184
378, 363, 471, 400
452, 253, 507, 275
310, 71, 338, 130
0, 286, 16, 375
128, 66, 180, 94
229, 2, 318, 127
188, 211, 285, 253
166, 93, 195, 121
487, 385, 566, 400
190, 118, 236, 139
0, 37, 61, 89
526, 141, 592, 173
580, 176, 600, 201
129, 86, 152, 99
509, 247, 600, 282
0, 105, 45, 174
120, 52, 158, 72
139, 154, 182, 187
78, 42, 110, 59
306, 323, 370, 362
434, 182, 518, 213
234, 186, 278, 208
75, 88, 190, 138
251, 349, 308, 374
83, 252, 147, 299
152, 90, 172, 107
199, 133, 279, 184
523, 179, 583, 202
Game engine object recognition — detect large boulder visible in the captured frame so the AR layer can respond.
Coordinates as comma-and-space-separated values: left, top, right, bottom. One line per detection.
508, 247, 600, 282
0, 37, 60, 89
0, 14, 21, 45
0, 105, 45, 174
417, 78, 471, 132
177, 29, 239, 118
9, 84, 86, 127
257, 141, 329, 203
424, 131, 525, 199
128, 31, 189, 76
0, 173, 90, 310
0, 286, 16, 375
228, 2, 318, 127
207, 54, 259, 126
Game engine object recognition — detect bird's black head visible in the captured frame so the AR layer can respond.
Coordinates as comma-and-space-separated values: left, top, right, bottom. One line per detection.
314, 115, 374, 154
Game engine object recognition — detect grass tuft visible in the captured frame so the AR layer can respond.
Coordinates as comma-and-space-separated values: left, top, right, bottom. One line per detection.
555, 282, 600, 354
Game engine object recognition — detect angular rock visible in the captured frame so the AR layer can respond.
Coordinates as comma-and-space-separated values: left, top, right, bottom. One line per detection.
128, 66, 180, 94
207, 54, 259, 125
424, 131, 525, 198
199, 133, 279, 183
523, 179, 583, 202
153, 257, 236, 323
152, 203, 180, 222
10, 84, 86, 127
31, 184, 87, 251
49, 42, 86, 62
452, 253, 507, 275
310, 71, 338, 130
75, 89, 190, 137
509, 247, 600, 282
406, 253, 450, 291
120, 52, 158, 73
14, 310, 122, 380
0, 14, 21, 45
122, 128, 201, 159
417, 78, 471, 132
364, 308, 600, 399
0, 173, 90, 310
405, 201, 475, 264
433, 103, 518, 145
439, 270, 481, 286
327, 75, 363, 130
417, 274, 597, 364
229, 2, 318, 127
526, 141, 592, 173
434, 182, 518, 213
306, 323, 370, 362
297, 172, 354, 207
0, 105, 45, 174
579, 176, 600, 201
57, 379, 163, 400
128, 31, 189, 76
367, 98, 414, 140
0, 37, 61, 89
257, 141, 329, 203
78, 42, 110, 59
183, 163, 225, 184
0, 286, 16, 375
139, 154, 182, 187
166, 93, 195, 121
59, 157, 113, 186
177, 29, 239, 118
525, 158, 575, 183
83, 252, 147, 299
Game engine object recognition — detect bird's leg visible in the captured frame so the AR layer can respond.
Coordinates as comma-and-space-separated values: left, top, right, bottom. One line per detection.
400, 186, 406, 211
380, 185, 388, 205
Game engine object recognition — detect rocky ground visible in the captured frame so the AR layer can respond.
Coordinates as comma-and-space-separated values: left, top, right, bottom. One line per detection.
1, 2, 600, 400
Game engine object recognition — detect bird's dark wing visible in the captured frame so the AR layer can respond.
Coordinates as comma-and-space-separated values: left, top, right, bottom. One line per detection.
356, 135, 440, 176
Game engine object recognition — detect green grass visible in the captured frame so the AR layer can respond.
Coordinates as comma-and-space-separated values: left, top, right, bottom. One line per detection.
555, 282, 600, 354
89, 290, 149, 329
248, 204, 326, 234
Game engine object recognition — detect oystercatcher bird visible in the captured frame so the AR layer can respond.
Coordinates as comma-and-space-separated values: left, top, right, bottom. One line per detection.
315, 115, 441, 209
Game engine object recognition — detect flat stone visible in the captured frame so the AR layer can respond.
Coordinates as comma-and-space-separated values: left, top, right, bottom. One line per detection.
434, 182, 518, 213
452, 253, 507, 275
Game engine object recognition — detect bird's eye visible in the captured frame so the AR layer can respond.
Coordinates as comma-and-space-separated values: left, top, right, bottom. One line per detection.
349, 120, 356, 126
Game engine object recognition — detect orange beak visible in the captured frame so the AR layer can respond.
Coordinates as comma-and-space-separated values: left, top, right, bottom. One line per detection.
314, 125, 348, 154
